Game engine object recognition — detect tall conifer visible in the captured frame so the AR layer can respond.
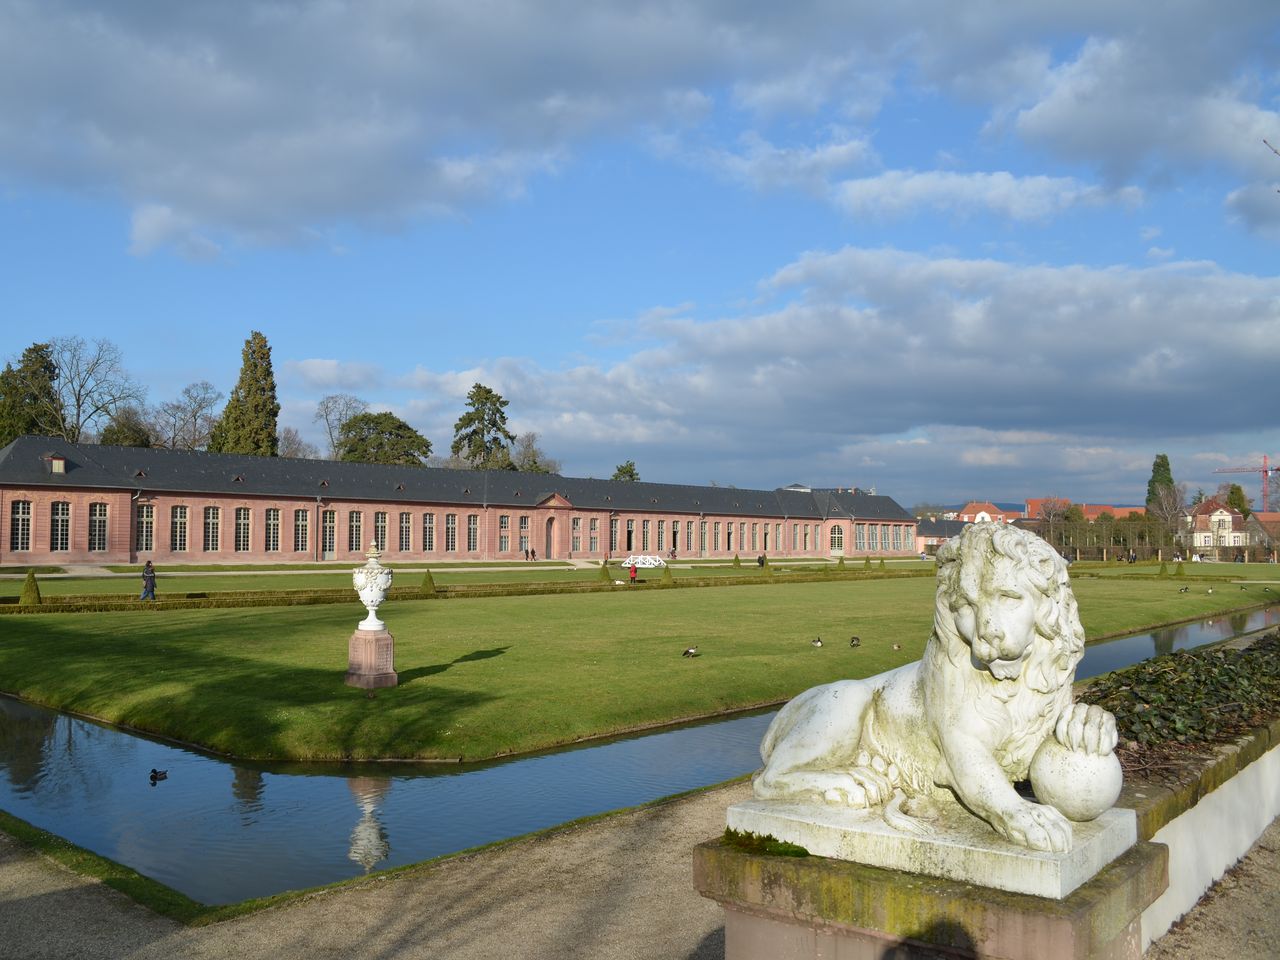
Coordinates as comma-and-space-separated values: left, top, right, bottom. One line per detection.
0, 343, 62, 446
1145, 454, 1174, 508
208, 332, 280, 456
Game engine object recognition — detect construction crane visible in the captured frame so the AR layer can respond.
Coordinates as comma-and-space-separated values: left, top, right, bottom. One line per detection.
1214, 455, 1276, 512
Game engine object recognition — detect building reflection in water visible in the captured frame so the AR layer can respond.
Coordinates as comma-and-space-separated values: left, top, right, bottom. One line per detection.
347, 776, 392, 873
232, 767, 265, 821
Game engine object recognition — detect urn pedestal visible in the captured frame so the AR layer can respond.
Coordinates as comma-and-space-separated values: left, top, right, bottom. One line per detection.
345, 628, 398, 688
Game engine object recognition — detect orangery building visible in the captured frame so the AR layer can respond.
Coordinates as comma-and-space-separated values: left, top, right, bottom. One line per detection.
0, 436, 917, 566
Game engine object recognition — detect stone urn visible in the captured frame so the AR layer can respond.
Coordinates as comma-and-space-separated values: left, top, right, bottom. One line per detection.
352, 543, 394, 631
346, 543, 398, 688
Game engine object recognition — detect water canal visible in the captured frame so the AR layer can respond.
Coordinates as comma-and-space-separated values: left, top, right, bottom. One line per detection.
2, 606, 1278, 905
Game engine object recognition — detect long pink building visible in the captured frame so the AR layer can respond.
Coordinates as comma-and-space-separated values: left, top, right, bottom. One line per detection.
0, 437, 917, 566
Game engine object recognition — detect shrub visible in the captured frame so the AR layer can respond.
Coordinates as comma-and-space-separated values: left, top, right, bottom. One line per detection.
864, 557, 872, 570
421, 569, 437, 595
661, 565, 674, 586
19, 570, 41, 606
732, 553, 741, 567
837, 556, 846, 570
763, 557, 774, 578
878, 558, 886, 571
1174, 562, 1185, 578
598, 560, 612, 583
1158, 561, 1169, 578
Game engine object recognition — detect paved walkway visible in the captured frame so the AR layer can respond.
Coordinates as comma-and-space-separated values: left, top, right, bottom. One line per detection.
1, 780, 1276, 959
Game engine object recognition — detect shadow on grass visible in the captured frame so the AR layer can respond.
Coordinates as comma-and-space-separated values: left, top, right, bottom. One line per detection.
0, 615, 503, 761
397, 646, 509, 684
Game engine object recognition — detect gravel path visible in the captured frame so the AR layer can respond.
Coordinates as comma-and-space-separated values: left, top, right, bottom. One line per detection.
1, 781, 1275, 959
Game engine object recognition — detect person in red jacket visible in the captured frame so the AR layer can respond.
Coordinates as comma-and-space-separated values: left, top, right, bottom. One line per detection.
629, 563, 637, 585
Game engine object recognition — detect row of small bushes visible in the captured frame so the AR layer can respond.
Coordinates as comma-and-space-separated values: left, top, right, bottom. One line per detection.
2, 564, 935, 615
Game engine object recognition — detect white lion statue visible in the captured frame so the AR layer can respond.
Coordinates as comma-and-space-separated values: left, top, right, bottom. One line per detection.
753, 522, 1118, 853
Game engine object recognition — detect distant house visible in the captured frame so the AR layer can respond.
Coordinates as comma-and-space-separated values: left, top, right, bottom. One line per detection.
955, 501, 1018, 523
915, 517, 968, 555
1183, 498, 1248, 554
1024, 498, 1146, 522
1244, 512, 1280, 557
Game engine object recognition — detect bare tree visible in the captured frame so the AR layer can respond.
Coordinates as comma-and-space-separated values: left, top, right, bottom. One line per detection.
154, 381, 223, 450
1035, 498, 1071, 549
511, 432, 562, 474
278, 426, 321, 459
314, 393, 368, 459
1147, 482, 1188, 545
38, 337, 144, 442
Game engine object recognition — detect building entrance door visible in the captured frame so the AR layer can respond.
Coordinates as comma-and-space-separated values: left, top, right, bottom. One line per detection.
544, 518, 554, 560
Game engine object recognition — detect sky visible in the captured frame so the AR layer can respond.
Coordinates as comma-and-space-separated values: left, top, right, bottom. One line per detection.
3, 1, 1279, 509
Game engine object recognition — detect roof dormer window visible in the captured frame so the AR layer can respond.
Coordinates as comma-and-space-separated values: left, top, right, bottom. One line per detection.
50, 456, 66, 475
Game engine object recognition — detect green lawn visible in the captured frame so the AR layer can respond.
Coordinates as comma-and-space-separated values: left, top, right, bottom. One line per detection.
0, 576, 1270, 762
1075, 560, 1280, 581
0, 561, 904, 597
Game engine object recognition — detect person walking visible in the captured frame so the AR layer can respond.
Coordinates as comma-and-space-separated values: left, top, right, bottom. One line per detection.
140, 561, 157, 601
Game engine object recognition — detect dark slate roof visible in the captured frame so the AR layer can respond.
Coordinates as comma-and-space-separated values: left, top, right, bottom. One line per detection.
0, 436, 914, 522
916, 518, 968, 539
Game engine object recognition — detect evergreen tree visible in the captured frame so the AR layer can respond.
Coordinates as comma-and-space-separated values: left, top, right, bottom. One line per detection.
1224, 483, 1252, 519
19, 570, 41, 606
598, 560, 612, 583
1146, 454, 1175, 508
336, 412, 432, 466
208, 332, 280, 456
0, 343, 62, 446
661, 564, 674, 586
451, 383, 515, 469
421, 569, 437, 595
611, 460, 640, 482
98, 405, 154, 447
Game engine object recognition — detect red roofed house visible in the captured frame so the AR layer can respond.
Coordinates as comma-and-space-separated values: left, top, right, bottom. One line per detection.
955, 502, 1017, 523
1183, 498, 1248, 555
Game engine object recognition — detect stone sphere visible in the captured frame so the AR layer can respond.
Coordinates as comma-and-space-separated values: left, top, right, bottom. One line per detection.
1029, 738, 1123, 822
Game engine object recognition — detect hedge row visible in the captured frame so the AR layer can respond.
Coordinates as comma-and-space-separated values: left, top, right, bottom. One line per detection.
0, 566, 935, 615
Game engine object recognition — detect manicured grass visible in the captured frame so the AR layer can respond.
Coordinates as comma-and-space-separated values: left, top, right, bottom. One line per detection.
0, 561, 881, 597
1077, 561, 1280, 581
0, 576, 1270, 762
102, 561, 574, 573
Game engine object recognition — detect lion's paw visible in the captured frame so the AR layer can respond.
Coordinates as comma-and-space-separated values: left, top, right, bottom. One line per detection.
993, 800, 1072, 853
818, 766, 894, 807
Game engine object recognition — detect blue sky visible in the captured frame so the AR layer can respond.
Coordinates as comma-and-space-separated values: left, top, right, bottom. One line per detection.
3, 2, 1279, 508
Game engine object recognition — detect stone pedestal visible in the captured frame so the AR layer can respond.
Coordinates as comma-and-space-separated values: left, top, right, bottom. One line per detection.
726, 800, 1137, 899
345, 628, 398, 688
694, 833, 1168, 960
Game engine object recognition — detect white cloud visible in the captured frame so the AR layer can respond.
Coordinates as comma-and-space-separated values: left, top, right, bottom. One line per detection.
3, 3, 1277, 249
283, 359, 382, 390
834, 170, 1141, 221
961, 448, 1020, 467
686, 131, 876, 193
316, 244, 1280, 502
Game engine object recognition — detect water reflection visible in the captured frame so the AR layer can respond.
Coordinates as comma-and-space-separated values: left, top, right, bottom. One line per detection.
347, 777, 391, 873
0, 699, 55, 791
1, 605, 1276, 905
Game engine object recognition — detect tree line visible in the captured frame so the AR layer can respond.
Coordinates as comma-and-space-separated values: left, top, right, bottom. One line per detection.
0, 333, 599, 475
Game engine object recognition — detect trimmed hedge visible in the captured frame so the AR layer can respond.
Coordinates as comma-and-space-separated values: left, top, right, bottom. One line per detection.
19, 570, 41, 606
0, 567, 937, 614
